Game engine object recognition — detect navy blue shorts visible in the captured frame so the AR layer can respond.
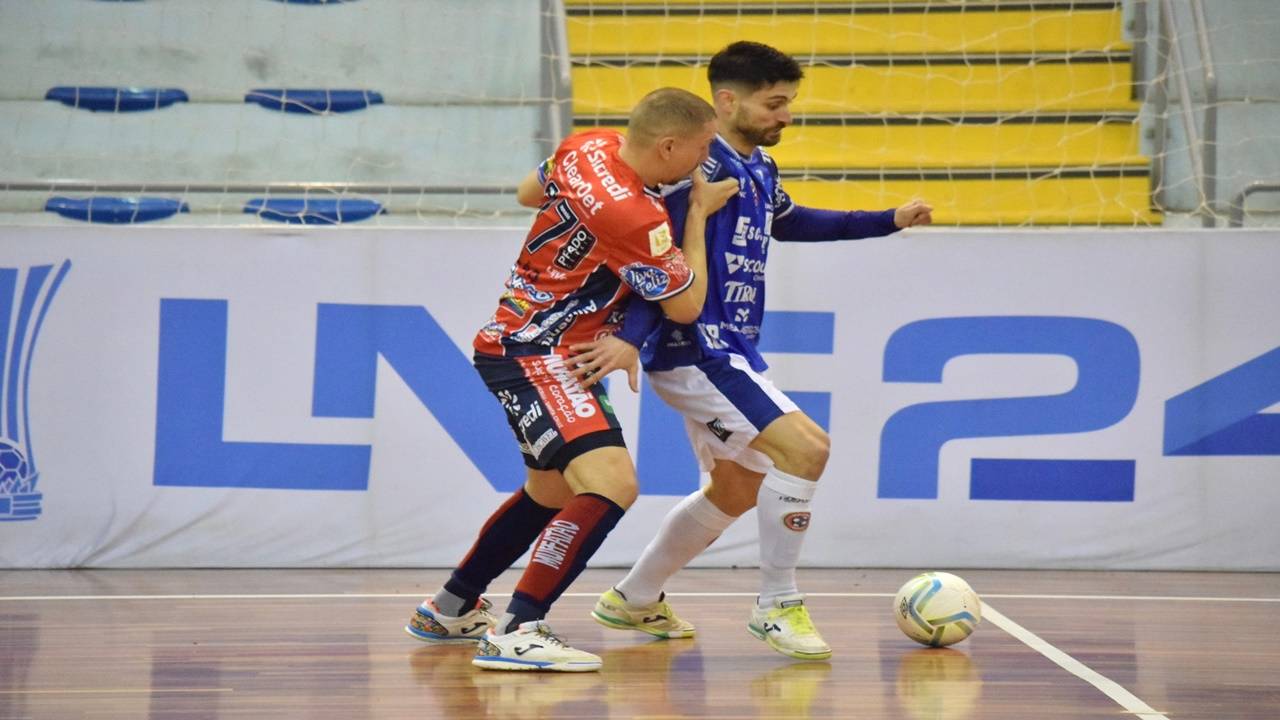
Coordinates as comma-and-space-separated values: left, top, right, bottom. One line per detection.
474, 352, 625, 472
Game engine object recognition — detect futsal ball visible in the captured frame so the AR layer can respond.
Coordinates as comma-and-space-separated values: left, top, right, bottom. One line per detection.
893, 572, 982, 647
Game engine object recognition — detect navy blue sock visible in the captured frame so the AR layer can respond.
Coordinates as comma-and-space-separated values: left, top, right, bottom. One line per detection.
435, 488, 558, 616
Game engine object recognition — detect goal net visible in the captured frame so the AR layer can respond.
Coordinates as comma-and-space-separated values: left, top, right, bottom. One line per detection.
2, 0, 1276, 227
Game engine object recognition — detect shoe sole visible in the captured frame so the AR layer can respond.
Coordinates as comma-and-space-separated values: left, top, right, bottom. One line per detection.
746, 623, 833, 661
473, 656, 601, 672
404, 623, 481, 645
591, 609, 695, 639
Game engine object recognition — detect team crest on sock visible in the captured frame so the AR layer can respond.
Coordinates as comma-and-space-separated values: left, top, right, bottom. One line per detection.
783, 511, 810, 531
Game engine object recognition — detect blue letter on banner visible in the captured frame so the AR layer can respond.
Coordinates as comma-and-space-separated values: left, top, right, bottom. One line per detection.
311, 304, 524, 491
154, 299, 371, 490
878, 316, 1139, 501
1163, 346, 1280, 455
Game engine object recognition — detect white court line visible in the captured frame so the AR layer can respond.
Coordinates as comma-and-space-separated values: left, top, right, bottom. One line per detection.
0, 591, 1277, 602
983, 602, 1170, 720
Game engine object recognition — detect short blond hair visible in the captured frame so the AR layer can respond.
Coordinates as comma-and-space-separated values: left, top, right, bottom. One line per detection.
626, 87, 715, 147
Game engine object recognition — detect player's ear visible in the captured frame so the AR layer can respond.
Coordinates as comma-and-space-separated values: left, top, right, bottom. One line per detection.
712, 86, 736, 114
656, 136, 677, 159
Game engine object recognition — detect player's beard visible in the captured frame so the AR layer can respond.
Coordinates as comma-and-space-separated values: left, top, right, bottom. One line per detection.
732, 112, 786, 148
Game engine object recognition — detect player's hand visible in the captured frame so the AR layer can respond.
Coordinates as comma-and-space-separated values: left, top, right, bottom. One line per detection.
568, 335, 640, 392
689, 167, 739, 217
895, 199, 933, 228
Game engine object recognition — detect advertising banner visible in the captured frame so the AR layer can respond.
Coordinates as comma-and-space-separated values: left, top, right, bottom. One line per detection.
1, 226, 1276, 569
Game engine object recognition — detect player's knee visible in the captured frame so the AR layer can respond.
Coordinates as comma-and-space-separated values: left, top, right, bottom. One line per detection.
608, 479, 640, 509
778, 429, 830, 480
704, 479, 758, 517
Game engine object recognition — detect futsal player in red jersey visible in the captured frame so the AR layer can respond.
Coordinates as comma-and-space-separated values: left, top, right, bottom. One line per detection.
405, 88, 739, 672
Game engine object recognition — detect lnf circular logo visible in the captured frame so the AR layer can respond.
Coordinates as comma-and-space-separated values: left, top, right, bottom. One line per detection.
0, 439, 32, 494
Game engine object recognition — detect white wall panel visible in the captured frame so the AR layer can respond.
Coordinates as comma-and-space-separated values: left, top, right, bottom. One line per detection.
0, 226, 1276, 569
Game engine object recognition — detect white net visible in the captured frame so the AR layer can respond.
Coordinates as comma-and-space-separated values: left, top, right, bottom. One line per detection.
1, 0, 1277, 227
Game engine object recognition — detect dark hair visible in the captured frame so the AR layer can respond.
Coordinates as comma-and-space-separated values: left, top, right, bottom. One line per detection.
708, 41, 804, 91
627, 87, 716, 146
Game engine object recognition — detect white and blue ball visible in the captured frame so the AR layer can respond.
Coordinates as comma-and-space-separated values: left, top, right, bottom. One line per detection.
893, 572, 982, 647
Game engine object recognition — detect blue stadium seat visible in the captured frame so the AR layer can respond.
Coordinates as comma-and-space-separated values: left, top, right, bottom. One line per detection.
44, 87, 188, 112
45, 196, 189, 223
244, 89, 384, 114
244, 198, 384, 224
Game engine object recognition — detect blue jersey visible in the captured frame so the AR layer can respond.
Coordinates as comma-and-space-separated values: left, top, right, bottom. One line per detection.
644, 135, 793, 373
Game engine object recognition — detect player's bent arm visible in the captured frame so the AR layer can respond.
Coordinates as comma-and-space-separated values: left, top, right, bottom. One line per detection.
659, 172, 739, 323
515, 169, 543, 208
658, 207, 711, 324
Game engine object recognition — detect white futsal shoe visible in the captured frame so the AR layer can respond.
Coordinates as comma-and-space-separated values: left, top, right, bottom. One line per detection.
405, 598, 495, 644
747, 594, 833, 660
473, 620, 602, 672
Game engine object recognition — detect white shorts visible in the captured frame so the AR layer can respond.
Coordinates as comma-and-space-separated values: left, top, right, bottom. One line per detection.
645, 353, 798, 474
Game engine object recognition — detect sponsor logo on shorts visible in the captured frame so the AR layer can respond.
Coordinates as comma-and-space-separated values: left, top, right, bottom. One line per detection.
517, 402, 543, 432
528, 428, 557, 459
783, 511, 811, 531
497, 389, 521, 416
542, 354, 598, 422
706, 418, 733, 443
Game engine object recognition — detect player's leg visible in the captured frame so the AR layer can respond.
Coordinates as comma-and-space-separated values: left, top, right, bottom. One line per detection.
406, 467, 568, 644
475, 443, 635, 672
745, 410, 832, 659
594, 355, 782, 638
408, 353, 580, 646
749, 411, 829, 602
597, 457, 759, 638
636, 353, 830, 658
471, 352, 635, 671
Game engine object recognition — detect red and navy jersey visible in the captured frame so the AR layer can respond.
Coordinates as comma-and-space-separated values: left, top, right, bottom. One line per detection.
474, 129, 694, 357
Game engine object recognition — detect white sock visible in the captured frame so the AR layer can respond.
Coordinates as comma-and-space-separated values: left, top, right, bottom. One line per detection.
757, 467, 818, 607
615, 489, 736, 606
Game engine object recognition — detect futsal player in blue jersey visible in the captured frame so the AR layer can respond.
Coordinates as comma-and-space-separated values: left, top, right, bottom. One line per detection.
569, 41, 932, 660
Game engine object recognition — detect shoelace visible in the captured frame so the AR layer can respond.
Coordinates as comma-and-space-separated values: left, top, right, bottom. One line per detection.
777, 606, 818, 635
534, 623, 570, 648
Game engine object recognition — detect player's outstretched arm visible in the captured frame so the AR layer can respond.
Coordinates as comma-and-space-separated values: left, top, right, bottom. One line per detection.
659, 169, 738, 324
772, 199, 933, 243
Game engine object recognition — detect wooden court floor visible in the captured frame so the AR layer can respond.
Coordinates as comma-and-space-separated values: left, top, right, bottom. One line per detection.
0, 568, 1277, 719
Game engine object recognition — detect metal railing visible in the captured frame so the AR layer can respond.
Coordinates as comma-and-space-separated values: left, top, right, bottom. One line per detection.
3, 181, 515, 196
1228, 182, 1280, 228
1150, 0, 1219, 227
